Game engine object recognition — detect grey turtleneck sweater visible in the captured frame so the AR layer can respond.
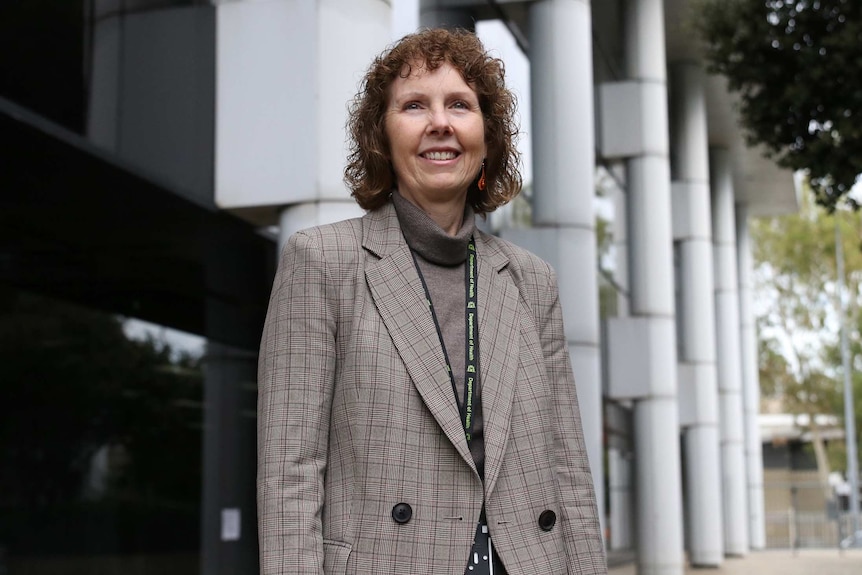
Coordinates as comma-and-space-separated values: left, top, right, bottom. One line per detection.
391, 192, 486, 480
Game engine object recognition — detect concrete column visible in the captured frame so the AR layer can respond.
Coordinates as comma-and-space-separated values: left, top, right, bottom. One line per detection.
517, 0, 605, 534
201, 343, 258, 575
736, 203, 766, 550
669, 62, 724, 567
608, 181, 634, 549
214, 0, 382, 226
419, 0, 476, 30
623, 1, 684, 573
710, 149, 749, 556
611, 180, 631, 317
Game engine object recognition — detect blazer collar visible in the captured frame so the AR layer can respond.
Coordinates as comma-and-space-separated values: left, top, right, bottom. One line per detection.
361, 201, 404, 260
363, 202, 476, 468
362, 202, 519, 492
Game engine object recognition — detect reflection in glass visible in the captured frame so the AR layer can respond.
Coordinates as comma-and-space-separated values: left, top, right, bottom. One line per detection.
0, 288, 203, 574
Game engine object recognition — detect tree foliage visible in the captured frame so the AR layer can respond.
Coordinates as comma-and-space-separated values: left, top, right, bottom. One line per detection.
753, 193, 862, 473
693, 0, 862, 210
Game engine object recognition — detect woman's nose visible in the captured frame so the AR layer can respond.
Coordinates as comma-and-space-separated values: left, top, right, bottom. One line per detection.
427, 107, 452, 134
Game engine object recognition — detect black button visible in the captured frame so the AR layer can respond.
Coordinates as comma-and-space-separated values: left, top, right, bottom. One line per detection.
538, 509, 556, 531
391, 503, 413, 524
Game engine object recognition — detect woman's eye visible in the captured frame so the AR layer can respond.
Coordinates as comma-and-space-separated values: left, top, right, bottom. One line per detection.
452, 101, 469, 109
404, 102, 421, 110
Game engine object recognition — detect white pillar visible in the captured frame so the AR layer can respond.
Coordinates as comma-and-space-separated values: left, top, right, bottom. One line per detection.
611, 179, 631, 318
669, 62, 724, 567
710, 149, 750, 556
736, 203, 766, 549
608, 179, 634, 550
521, 0, 605, 536
623, 1, 684, 573
214, 0, 381, 227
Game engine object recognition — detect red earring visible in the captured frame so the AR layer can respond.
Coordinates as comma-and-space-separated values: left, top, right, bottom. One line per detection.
478, 162, 486, 191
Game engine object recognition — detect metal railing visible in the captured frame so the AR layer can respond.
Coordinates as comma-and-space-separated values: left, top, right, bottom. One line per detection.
764, 485, 862, 549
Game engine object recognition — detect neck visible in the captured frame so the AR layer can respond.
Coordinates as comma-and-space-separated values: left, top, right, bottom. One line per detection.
398, 189, 466, 236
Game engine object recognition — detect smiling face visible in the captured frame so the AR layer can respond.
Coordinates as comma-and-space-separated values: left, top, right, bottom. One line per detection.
385, 62, 486, 209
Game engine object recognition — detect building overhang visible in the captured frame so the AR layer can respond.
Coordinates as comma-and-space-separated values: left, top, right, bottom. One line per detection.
0, 97, 276, 351
759, 413, 845, 443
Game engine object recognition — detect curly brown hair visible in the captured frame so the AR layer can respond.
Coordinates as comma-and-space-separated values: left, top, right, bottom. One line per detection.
344, 28, 522, 214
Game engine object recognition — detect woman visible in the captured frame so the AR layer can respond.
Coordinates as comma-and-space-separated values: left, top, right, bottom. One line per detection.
257, 28, 606, 575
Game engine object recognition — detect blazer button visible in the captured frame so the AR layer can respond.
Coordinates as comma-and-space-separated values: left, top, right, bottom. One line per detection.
538, 509, 556, 531
391, 503, 413, 524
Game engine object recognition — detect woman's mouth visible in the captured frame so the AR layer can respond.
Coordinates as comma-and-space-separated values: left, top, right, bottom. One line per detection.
421, 151, 459, 160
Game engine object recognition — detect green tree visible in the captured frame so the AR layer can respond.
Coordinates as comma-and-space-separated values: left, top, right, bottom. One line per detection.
692, 0, 862, 210
752, 193, 862, 485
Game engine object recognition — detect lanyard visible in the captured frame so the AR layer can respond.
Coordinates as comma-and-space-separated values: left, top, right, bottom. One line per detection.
411, 237, 479, 445
412, 238, 494, 575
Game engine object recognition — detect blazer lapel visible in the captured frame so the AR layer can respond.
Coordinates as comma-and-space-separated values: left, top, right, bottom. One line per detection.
363, 204, 476, 471
474, 232, 520, 496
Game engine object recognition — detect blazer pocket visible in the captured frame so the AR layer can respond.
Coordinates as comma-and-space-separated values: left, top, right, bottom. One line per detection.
323, 539, 352, 574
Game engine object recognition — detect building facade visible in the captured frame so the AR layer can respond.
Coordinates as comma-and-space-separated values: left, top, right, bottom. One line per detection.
0, 1, 798, 574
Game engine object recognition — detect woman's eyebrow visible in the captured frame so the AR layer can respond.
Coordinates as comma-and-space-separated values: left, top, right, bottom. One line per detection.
393, 91, 427, 102
394, 90, 478, 103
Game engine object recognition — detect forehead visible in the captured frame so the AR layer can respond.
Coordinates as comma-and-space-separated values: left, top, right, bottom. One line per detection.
388, 61, 475, 98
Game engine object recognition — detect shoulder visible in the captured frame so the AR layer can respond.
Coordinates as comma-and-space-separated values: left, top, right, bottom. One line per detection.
270, 218, 366, 296
288, 217, 364, 250
280, 216, 367, 270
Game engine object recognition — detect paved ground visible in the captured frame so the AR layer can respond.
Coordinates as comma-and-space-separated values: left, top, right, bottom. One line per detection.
608, 549, 862, 575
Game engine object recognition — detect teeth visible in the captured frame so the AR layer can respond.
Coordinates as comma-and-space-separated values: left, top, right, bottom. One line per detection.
423, 151, 457, 160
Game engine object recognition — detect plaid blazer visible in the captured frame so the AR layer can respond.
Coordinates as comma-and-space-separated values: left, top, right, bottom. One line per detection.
257, 202, 606, 575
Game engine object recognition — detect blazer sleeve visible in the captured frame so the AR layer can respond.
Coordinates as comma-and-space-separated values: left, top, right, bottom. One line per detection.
257, 230, 337, 575
537, 265, 607, 574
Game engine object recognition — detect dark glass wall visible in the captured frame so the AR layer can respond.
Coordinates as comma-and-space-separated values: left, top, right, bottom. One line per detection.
0, 3, 268, 573
0, 1, 86, 133
0, 287, 204, 574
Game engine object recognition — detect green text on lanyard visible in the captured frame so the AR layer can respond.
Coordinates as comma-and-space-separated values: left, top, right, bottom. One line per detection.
412, 237, 479, 445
